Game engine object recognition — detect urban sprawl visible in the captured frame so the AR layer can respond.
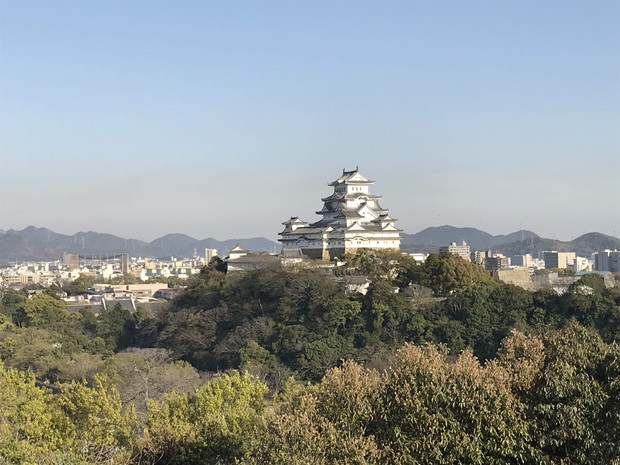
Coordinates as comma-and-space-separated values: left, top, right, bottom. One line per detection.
2, 169, 618, 310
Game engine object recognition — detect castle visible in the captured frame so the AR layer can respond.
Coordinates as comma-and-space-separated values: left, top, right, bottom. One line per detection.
279, 168, 401, 260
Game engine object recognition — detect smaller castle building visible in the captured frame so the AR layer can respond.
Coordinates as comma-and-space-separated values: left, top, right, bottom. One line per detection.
279, 168, 401, 260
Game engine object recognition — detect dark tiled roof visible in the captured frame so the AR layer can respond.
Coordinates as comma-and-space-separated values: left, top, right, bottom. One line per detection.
282, 217, 308, 225
288, 224, 334, 232
308, 219, 342, 228
321, 192, 345, 202
316, 204, 336, 214
328, 168, 374, 186
344, 192, 381, 199
338, 210, 364, 218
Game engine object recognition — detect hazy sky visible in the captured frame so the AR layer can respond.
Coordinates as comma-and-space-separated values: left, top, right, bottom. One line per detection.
1, 0, 618, 242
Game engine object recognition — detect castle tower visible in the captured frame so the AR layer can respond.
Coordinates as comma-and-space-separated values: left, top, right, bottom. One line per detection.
279, 168, 401, 260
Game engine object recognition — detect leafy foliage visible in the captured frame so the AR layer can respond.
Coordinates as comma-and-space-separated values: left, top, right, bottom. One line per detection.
1, 255, 619, 464
412, 251, 492, 296
0, 361, 69, 463
142, 371, 267, 465
58, 375, 137, 464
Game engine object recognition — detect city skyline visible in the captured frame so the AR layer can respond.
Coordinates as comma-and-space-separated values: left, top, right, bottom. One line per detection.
1, 1, 618, 242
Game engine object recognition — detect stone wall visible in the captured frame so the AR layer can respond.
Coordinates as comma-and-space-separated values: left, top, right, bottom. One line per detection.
495, 269, 535, 291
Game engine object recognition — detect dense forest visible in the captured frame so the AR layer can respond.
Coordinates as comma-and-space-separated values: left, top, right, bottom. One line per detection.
1, 250, 619, 464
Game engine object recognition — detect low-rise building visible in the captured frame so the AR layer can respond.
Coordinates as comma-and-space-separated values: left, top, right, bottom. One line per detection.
226, 251, 281, 272
108, 283, 168, 298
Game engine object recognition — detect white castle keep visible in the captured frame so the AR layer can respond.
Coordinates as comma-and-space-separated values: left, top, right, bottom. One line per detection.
279, 168, 401, 260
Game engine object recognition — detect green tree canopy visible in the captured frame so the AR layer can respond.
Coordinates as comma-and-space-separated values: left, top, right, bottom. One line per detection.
412, 252, 492, 296
143, 371, 267, 465
16, 293, 68, 329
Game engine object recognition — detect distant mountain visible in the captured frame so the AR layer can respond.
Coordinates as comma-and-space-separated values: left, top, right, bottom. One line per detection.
401, 226, 620, 257
0, 231, 67, 262
0, 226, 281, 261
2, 225, 617, 262
495, 232, 620, 257
401, 226, 539, 251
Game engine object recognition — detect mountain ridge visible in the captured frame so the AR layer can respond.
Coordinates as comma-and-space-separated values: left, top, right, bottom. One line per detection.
494, 232, 620, 257
401, 226, 539, 251
401, 226, 620, 257
1, 225, 618, 261
0, 226, 280, 261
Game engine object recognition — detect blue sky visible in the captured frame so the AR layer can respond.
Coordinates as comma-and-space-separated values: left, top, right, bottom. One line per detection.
1, 0, 618, 242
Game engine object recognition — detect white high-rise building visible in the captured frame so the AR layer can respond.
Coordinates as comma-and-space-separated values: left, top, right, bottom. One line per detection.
439, 242, 471, 262
205, 248, 218, 263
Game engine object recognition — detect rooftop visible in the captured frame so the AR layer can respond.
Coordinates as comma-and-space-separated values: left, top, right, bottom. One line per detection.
328, 167, 374, 186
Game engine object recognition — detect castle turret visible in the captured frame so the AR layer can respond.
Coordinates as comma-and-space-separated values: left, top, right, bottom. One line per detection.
279, 168, 401, 260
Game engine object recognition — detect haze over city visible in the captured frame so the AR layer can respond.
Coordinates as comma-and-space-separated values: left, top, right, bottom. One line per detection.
1, 0, 618, 242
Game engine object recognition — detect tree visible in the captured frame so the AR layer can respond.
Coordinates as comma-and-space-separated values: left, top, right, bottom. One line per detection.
143, 371, 267, 464
106, 348, 200, 419
97, 303, 137, 350
108, 273, 140, 285
63, 273, 96, 295
239, 340, 293, 391
343, 249, 414, 285
374, 343, 535, 464
55, 352, 104, 384
559, 274, 618, 338
297, 333, 356, 381
0, 361, 70, 463
153, 306, 230, 370
315, 360, 382, 438
520, 322, 619, 464
241, 362, 382, 465
0, 288, 26, 319
414, 252, 491, 296
362, 279, 408, 344
0, 327, 63, 378
15, 293, 68, 329
494, 330, 545, 393
58, 374, 136, 464
208, 257, 228, 273
433, 280, 533, 360
493, 324, 620, 464
146, 275, 169, 284
43, 283, 66, 300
